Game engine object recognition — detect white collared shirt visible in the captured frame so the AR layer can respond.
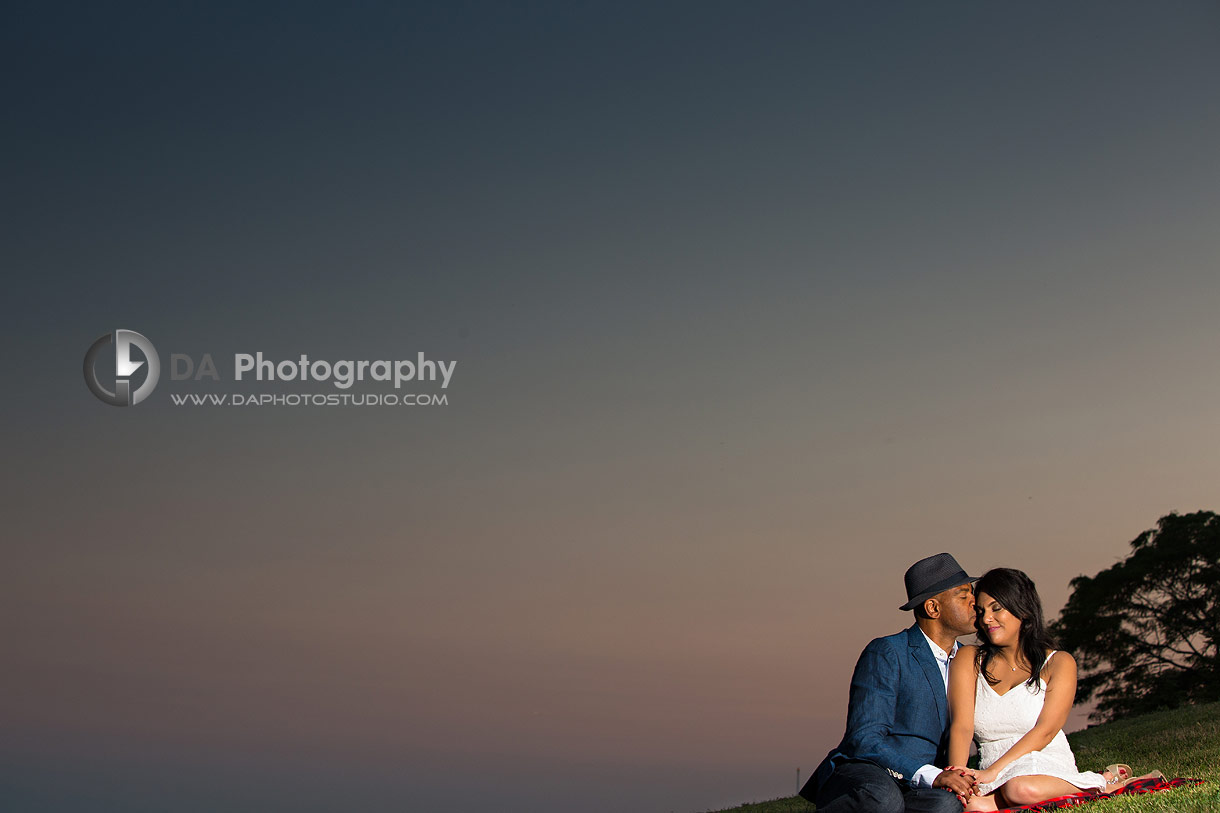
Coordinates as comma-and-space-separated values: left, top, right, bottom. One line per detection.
921, 629, 959, 689
910, 631, 960, 788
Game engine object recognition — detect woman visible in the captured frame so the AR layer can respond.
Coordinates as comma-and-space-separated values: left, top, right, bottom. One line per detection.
946, 568, 1148, 811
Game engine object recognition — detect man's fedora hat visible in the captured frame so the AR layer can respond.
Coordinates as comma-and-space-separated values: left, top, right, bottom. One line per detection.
899, 553, 978, 611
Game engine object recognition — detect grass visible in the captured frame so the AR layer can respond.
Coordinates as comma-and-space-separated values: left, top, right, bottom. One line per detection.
706, 701, 1220, 813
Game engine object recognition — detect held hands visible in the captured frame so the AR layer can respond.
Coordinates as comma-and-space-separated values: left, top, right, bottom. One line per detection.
934, 766, 978, 799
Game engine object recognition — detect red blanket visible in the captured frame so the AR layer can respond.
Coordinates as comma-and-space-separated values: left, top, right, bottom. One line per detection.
989, 777, 1204, 812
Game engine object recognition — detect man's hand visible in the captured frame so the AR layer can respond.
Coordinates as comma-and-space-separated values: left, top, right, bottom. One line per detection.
933, 767, 977, 798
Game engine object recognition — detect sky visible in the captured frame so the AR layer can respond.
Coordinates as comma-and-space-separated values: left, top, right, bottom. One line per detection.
4, 2, 1220, 811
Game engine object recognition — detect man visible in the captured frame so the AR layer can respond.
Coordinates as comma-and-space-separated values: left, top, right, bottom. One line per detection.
800, 553, 980, 812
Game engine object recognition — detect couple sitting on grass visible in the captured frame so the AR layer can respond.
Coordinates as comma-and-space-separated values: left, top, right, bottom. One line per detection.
800, 553, 1162, 813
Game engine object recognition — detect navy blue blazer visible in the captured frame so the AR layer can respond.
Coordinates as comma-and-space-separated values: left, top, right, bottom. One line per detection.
804, 623, 950, 800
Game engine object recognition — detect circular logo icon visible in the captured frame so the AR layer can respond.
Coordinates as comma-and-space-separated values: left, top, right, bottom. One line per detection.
84, 330, 161, 406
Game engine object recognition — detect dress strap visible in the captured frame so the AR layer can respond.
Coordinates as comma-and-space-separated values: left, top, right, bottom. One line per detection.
1042, 650, 1057, 668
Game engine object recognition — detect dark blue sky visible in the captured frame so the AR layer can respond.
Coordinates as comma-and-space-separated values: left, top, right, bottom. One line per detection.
5, 3, 1220, 812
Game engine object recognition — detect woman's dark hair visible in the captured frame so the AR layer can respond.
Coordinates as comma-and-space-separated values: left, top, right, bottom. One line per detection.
973, 567, 1058, 692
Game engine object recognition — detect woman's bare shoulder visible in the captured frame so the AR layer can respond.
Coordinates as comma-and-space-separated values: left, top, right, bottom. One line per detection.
951, 645, 979, 671
1051, 649, 1077, 666
1045, 649, 1078, 677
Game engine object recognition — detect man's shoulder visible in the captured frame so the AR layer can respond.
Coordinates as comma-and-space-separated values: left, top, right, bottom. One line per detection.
860, 625, 919, 655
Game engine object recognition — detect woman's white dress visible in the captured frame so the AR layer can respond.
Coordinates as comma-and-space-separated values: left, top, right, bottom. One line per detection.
973, 652, 1107, 796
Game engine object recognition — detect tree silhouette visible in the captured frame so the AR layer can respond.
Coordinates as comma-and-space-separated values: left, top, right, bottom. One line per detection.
1052, 510, 1220, 722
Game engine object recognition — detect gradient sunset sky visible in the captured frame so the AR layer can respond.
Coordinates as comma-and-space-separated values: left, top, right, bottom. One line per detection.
5, 2, 1220, 811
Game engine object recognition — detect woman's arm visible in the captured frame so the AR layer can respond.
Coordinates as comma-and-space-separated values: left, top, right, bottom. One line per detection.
947, 645, 978, 768
974, 651, 1077, 783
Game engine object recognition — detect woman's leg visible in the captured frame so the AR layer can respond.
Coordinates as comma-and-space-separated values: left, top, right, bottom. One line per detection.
996, 776, 1087, 807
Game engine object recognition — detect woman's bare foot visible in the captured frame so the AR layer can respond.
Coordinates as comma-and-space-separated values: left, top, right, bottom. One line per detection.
1102, 768, 1165, 792
963, 793, 999, 812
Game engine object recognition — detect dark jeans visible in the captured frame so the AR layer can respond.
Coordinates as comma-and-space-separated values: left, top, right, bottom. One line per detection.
814, 762, 962, 813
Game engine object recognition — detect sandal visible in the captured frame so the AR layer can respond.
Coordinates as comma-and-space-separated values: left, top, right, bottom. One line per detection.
1102, 763, 1132, 783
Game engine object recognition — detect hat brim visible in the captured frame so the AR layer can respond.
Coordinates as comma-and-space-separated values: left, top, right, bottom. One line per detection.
898, 572, 979, 611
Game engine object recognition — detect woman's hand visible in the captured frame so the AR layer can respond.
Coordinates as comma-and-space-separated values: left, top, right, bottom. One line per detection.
972, 766, 999, 787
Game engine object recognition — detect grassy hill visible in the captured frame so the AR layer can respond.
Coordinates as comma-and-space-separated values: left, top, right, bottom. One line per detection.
708, 701, 1220, 813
